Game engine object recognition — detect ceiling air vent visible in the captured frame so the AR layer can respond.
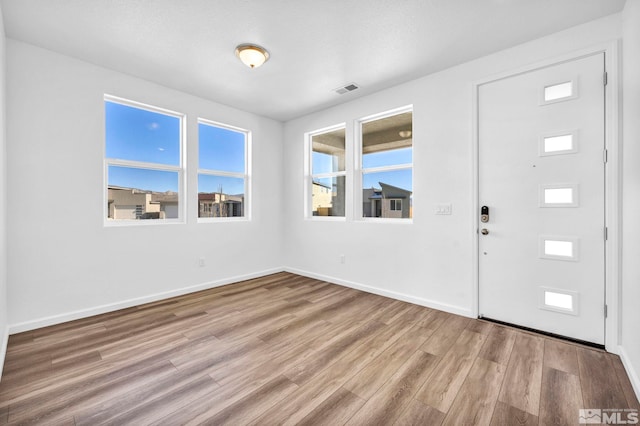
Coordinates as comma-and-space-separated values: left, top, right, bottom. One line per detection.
334, 83, 359, 95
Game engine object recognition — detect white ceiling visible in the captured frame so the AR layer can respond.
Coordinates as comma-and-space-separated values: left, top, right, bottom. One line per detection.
0, 0, 626, 122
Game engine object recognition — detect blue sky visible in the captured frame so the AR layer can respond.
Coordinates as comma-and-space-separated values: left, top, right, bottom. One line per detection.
106, 101, 180, 166
362, 168, 412, 192
108, 165, 179, 192
363, 147, 412, 169
106, 101, 246, 194
198, 123, 245, 173
198, 175, 245, 196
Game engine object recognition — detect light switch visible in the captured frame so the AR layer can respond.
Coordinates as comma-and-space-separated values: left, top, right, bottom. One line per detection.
435, 204, 452, 215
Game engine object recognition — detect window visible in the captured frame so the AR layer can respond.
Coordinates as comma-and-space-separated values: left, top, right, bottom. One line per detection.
360, 108, 413, 219
198, 119, 249, 219
539, 287, 579, 315
543, 134, 574, 153
539, 130, 578, 156
308, 125, 346, 217
540, 79, 578, 105
539, 184, 579, 208
105, 96, 184, 223
539, 235, 579, 261
544, 81, 573, 101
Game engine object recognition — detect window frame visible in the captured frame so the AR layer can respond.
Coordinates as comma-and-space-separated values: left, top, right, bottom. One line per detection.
305, 123, 347, 220
197, 118, 251, 222
104, 95, 186, 226
357, 105, 413, 223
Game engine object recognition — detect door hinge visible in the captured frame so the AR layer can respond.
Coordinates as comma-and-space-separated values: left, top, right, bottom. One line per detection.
604, 304, 608, 318
604, 227, 608, 241
604, 72, 608, 86
603, 149, 608, 163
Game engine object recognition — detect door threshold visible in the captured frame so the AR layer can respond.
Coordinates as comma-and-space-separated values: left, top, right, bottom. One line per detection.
479, 316, 605, 350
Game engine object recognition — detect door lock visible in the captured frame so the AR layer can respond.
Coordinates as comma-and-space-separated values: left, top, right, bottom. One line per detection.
481, 228, 489, 235
481, 205, 490, 223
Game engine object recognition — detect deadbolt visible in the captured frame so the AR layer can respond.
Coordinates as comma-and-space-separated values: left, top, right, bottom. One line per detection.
480, 206, 490, 223
481, 228, 489, 235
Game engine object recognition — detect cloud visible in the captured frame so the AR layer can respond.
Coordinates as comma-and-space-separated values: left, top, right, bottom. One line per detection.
148, 122, 159, 130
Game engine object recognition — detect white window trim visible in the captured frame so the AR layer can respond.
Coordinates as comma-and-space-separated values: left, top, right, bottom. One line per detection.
104, 95, 186, 227
357, 105, 414, 223
197, 118, 251, 223
305, 123, 347, 220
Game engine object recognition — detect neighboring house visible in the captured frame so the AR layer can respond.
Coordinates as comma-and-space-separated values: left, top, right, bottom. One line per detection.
363, 182, 412, 219
198, 192, 244, 217
311, 180, 346, 217
311, 181, 333, 216
107, 186, 179, 219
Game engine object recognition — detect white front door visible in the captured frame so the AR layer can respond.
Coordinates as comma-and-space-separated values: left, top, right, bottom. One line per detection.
478, 53, 606, 345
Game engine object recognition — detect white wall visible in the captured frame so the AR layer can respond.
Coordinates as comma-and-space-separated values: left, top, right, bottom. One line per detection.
6, 40, 284, 330
283, 15, 622, 316
0, 5, 8, 378
621, 0, 640, 399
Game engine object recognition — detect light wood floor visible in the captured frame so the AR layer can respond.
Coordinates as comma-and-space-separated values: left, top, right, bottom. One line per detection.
1, 272, 638, 425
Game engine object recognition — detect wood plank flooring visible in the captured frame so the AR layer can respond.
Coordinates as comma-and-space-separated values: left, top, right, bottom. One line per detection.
0, 272, 638, 425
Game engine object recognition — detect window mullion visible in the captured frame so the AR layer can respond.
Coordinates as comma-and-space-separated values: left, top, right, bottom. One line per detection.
107, 158, 182, 173
311, 171, 346, 180
361, 163, 412, 174
198, 169, 246, 179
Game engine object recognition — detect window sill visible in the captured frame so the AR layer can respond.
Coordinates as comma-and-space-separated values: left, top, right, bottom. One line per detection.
305, 216, 346, 222
104, 219, 185, 227
358, 218, 413, 224
197, 217, 250, 224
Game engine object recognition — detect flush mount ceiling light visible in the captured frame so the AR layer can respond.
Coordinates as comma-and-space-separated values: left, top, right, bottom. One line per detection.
235, 44, 270, 68
399, 130, 412, 138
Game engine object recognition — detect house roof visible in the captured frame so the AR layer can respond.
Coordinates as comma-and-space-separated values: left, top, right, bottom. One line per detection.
312, 181, 332, 190
109, 186, 179, 202
151, 192, 178, 203
379, 182, 412, 198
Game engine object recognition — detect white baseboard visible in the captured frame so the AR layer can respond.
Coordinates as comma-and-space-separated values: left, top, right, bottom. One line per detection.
618, 345, 640, 402
8, 266, 474, 334
0, 325, 8, 381
284, 266, 474, 318
8, 268, 283, 334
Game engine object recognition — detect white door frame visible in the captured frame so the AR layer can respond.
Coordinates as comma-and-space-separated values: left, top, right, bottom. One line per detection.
471, 41, 621, 352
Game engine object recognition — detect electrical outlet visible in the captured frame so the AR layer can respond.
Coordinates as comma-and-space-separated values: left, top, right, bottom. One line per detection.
198, 257, 205, 267
339, 254, 346, 264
